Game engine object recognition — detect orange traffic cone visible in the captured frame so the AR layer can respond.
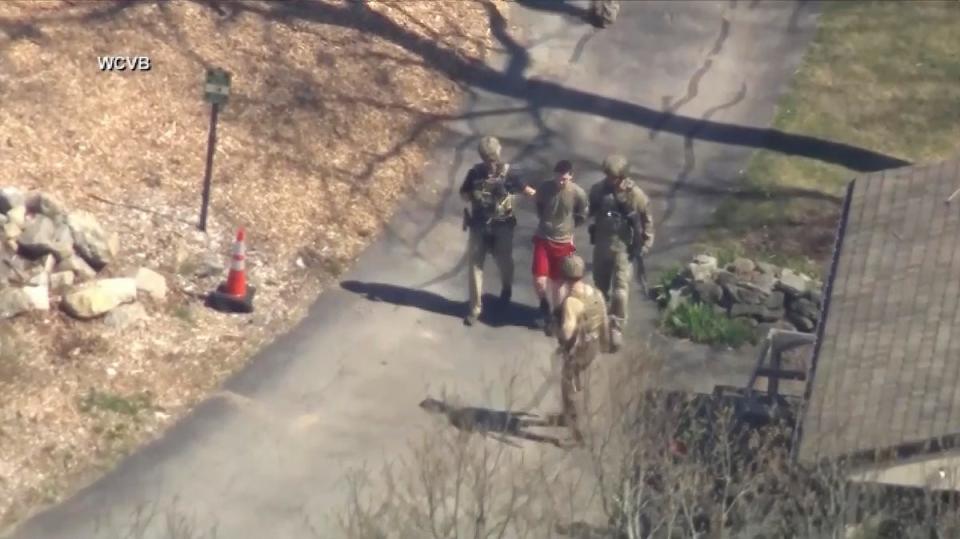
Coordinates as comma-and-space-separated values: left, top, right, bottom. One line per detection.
224, 228, 248, 297
207, 228, 256, 314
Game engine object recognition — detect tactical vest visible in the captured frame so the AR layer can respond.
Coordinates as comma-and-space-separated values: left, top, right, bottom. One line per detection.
594, 181, 636, 247
569, 283, 607, 339
473, 163, 514, 222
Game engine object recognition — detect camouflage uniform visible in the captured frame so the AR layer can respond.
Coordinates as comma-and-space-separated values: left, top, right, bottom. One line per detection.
556, 254, 609, 444
459, 136, 529, 325
588, 155, 654, 350
589, 0, 620, 27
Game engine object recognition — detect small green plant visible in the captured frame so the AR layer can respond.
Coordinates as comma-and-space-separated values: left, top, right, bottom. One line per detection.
653, 264, 685, 306
661, 302, 756, 348
78, 389, 154, 417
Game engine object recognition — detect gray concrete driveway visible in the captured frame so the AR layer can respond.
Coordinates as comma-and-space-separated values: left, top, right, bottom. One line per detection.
5, 1, 884, 537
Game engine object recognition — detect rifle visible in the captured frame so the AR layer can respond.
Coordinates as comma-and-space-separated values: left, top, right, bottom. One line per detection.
629, 222, 650, 298
633, 250, 648, 297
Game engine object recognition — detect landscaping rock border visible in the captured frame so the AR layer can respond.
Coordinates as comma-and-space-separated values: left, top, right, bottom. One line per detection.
656, 254, 824, 335
0, 187, 167, 322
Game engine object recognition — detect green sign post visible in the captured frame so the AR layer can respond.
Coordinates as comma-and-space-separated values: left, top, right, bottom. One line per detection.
199, 68, 231, 232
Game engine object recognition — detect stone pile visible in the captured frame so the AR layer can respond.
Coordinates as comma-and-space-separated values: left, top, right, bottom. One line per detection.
0, 187, 167, 323
659, 254, 824, 334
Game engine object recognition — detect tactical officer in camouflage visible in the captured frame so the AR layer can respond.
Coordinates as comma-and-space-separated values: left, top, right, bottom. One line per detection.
459, 136, 536, 326
589, 0, 620, 28
554, 254, 610, 444
587, 154, 654, 351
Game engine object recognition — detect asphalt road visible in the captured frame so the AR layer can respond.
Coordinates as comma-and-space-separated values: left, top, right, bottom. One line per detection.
6, 1, 823, 537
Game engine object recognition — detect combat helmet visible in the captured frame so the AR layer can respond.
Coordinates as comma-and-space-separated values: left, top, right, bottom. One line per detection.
602, 154, 630, 178
561, 254, 586, 281
478, 136, 502, 162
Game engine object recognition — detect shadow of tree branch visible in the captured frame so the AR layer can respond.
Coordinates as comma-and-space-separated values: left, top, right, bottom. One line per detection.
222, 0, 909, 173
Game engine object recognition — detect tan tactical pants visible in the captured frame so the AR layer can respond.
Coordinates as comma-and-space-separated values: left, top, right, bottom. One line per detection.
592, 248, 631, 330
560, 336, 600, 443
467, 223, 515, 317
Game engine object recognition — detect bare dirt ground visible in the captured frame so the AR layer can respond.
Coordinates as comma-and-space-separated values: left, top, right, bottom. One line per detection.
0, 0, 504, 528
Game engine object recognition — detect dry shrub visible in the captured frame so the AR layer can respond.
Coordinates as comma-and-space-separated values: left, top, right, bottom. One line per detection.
339, 345, 960, 539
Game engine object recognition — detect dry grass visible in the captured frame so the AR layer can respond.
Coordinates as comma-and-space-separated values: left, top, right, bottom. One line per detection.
0, 0, 506, 529
706, 1, 960, 269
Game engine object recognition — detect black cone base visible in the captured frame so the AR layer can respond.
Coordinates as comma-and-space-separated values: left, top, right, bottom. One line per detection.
206, 284, 256, 314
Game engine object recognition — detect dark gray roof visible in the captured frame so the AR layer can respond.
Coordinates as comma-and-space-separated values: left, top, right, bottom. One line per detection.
797, 159, 960, 463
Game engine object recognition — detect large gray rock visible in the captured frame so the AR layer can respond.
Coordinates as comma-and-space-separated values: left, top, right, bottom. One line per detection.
736, 283, 769, 305
731, 303, 783, 322
778, 268, 812, 297
104, 302, 147, 329
21, 285, 49, 310
714, 269, 736, 287
49, 271, 75, 293
756, 261, 780, 276
786, 311, 816, 332
807, 286, 824, 305
688, 254, 718, 282
5, 255, 30, 285
6, 205, 25, 228
66, 211, 118, 270
720, 281, 740, 305
2, 222, 21, 241
6, 255, 50, 286
62, 278, 137, 319
0, 187, 25, 213
693, 281, 723, 305
790, 297, 820, 321
18, 215, 73, 260
0, 286, 48, 318
25, 192, 66, 220
134, 267, 167, 300
0, 288, 32, 318
27, 270, 48, 287
0, 262, 9, 288
751, 272, 777, 294
731, 257, 756, 275
56, 255, 97, 281
765, 290, 786, 310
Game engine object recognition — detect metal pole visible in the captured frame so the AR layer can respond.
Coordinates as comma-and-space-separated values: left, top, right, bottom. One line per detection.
199, 102, 220, 232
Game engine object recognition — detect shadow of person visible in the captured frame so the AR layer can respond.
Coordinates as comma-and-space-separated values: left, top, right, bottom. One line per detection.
340, 280, 541, 329
419, 397, 565, 448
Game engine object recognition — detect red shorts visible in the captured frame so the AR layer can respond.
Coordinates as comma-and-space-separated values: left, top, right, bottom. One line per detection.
532, 236, 576, 280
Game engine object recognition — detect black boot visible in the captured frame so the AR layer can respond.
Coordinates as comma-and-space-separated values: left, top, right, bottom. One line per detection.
500, 285, 512, 305
539, 299, 553, 336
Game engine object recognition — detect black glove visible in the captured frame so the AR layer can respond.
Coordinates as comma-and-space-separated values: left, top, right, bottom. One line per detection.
504, 176, 524, 194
